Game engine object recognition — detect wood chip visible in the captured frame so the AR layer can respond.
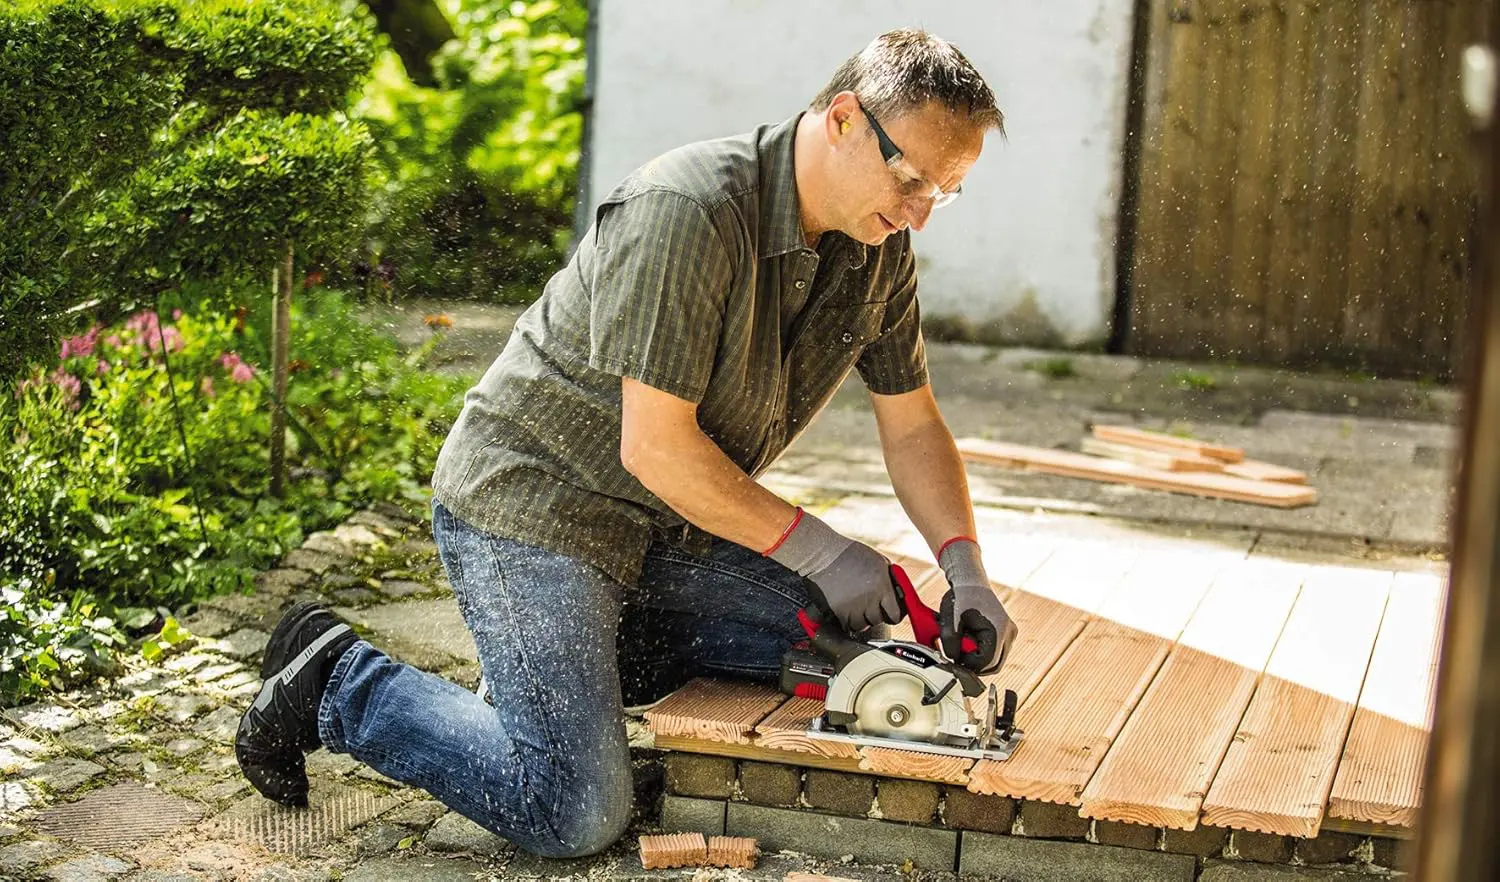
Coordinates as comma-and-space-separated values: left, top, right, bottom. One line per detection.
707, 834, 759, 869
639, 832, 707, 869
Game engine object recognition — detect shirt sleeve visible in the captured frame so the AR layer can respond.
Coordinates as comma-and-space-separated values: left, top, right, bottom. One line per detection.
856, 242, 930, 395
586, 189, 734, 403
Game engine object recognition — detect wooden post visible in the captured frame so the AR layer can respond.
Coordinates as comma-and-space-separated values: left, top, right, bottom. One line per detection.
269, 240, 293, 498
1415, 4, 1500, 876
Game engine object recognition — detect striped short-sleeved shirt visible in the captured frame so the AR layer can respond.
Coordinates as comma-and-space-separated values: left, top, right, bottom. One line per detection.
431, 114, 929, 586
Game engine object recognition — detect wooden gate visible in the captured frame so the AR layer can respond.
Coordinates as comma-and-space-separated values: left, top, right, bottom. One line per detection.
1126, 0, 1480, 378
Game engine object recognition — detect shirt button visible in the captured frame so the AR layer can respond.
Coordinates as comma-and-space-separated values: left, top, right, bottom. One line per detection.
841, 331, 854, 344
794, 279, 807, 290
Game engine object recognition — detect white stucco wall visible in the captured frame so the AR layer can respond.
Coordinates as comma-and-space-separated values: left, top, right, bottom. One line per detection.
585, 0, 1136, 347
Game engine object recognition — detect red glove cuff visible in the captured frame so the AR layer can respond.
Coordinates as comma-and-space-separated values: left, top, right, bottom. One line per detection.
937, 535, 978, 557
763, 507, 805, 556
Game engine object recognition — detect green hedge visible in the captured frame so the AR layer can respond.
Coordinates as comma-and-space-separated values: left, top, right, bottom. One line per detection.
0, 0, 378, 376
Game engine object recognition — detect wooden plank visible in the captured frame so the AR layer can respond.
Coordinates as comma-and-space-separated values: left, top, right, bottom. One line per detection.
1079, 558, 1307, 829
656, 732, 866, 776
858, 746, 971, 786
644, 678, 787, 745
640, 832, 707, 869
706, 835, 758, 870
1200, 566, 1395, 836
1222, 459, 1307, 485
1130, 0, 1207, 350
753, 697, 861, 761
1091, 425, 1246, 463
1327, 571, 1446, 828
1342, 0, 1401, 360
1080, 437, 1226, 472
957, 439, 1316, 508
1222, 0, 1283, 358
1184, 0, 1242, 358
968, 547, 1228, 803
1262, 0, 1318, 361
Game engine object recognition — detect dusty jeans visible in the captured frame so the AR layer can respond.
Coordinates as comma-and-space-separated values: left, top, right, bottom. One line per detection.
317, 500, 818, 857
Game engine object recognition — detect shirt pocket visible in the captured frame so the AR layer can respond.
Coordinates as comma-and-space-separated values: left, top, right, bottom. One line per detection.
815, 301, 891, 350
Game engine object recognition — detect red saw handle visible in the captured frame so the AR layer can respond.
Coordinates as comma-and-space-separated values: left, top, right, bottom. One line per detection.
890, 563, 978, 655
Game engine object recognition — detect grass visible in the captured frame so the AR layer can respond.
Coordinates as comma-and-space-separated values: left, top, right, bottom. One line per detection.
1027, 357, 1078, 379
1175, 370, 1218, 391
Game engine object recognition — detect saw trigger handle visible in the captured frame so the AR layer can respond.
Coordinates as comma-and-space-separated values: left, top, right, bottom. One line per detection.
890, 564, 979, 656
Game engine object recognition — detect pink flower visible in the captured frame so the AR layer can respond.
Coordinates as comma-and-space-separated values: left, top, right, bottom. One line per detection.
172, 309, 183, 320
96, 359, 110, 376
229, 362, 255, 384
219, 352, 243, 371
48, 367, 81, 411
59, 326, 101, 360
200, 376, 216, 398
105, 335, 123, 349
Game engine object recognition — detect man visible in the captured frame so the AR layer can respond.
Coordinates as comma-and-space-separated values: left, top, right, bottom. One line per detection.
235, 28, 1018, 859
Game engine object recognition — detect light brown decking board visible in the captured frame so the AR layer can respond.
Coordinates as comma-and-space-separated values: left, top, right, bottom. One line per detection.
643, 532, 1439, 838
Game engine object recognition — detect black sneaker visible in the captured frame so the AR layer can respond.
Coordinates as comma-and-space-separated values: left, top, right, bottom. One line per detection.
235, 601, 358, 807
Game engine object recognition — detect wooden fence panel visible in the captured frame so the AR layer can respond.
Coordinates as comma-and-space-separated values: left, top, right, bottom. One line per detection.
1128, 0, 1479, 378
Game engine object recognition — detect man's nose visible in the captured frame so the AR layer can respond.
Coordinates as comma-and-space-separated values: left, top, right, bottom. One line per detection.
902, 197, 934, 232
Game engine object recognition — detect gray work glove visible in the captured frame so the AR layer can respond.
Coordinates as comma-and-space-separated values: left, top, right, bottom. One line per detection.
937, 538, 1019, 674
767, 509, 902, 633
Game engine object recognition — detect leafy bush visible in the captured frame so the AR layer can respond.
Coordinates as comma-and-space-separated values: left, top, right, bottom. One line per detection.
355, 0, 586, 302
0, 291, 469, 702
0, 0, 378, 376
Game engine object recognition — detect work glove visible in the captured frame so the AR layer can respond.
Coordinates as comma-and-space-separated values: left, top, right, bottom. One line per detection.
766, 508, 902, 633
937, 538, 1018, 674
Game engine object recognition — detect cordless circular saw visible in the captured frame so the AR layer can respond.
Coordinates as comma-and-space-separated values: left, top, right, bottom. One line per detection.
778, 565, 1023, 762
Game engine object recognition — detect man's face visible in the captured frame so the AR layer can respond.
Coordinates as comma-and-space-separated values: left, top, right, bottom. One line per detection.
830, 96, 986, 246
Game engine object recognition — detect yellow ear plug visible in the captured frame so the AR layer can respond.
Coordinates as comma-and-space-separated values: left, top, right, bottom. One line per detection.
841, 120, 850, 134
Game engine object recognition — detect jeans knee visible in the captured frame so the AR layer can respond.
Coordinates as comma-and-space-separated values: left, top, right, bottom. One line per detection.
528, 775, 632, 858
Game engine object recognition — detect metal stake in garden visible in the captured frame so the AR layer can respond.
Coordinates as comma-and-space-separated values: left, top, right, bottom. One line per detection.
270, 239, 293, 498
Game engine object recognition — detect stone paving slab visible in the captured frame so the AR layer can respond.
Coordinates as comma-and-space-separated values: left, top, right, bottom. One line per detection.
333, 598, 477, 669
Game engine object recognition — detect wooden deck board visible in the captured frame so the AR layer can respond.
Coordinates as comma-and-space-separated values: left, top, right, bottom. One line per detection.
968, 548, 1228, 803
644, 678, 786, 745
1200, 566, 1394, 836
1327, 571, 1445, 827
1079, 559, 1307, 828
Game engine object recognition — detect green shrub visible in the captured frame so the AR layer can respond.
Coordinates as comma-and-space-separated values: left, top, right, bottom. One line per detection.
355, 0, 586, 302
0, 0, 378, 376
0, 291, 470, 702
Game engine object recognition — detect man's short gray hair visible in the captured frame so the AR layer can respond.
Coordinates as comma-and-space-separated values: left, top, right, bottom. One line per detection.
811, 29, 1004, 135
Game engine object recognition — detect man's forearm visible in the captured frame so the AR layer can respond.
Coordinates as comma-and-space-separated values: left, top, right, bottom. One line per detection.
880, 418, 977, 556
625, 426, 797, 553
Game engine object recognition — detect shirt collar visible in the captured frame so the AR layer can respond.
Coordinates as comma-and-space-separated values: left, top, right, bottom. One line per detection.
757, 113, 870, 269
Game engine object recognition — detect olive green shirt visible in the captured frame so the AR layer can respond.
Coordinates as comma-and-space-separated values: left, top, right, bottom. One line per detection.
431, 114, 929, 586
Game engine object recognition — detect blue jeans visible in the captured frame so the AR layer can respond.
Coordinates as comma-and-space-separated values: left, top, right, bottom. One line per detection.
317, 501, 818, 858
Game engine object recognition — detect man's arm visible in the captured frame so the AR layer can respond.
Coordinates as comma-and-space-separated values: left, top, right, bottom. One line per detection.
619, 376, 795, 552
869, 383, 975, 555
621, 376, 904, 632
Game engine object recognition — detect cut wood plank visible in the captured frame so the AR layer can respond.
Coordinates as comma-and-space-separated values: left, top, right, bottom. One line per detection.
957, 439, 1316, 508
858, 746, 971, 785
707, 835, 758, 869
1079, 558, 1308, 829
640, 832, 707, 869
1222, 459, 1308, 485
1327, 571, 1446, 828
1091, 425, 1246, 463
656, 732, 867, 777
753, 697, 860, 761
1081, 437, 1227, 472
644, 678, 787, 745
1201, 566, 1395, 837
968, 547, 1228, 803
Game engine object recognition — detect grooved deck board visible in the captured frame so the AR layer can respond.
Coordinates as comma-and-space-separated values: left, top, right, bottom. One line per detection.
1200, 566, 1394, 836
1079, 559, 1308, 828
1327, 571, 1445, 827
967, 548, 1228, 802
957, 438, 1316, 508
644, 678, 787, 745
753, 697, 860, 760
858, 746, 971, 785
982, 542, 1143, 707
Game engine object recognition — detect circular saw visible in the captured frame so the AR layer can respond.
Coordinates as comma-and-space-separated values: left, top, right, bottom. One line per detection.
778, 564, 1023, 762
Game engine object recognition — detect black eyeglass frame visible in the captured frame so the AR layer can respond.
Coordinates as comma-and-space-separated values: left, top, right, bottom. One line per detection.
856, 103, 963, 207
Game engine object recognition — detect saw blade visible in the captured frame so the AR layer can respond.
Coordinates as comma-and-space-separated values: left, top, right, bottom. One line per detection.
848, 671, 943, 743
